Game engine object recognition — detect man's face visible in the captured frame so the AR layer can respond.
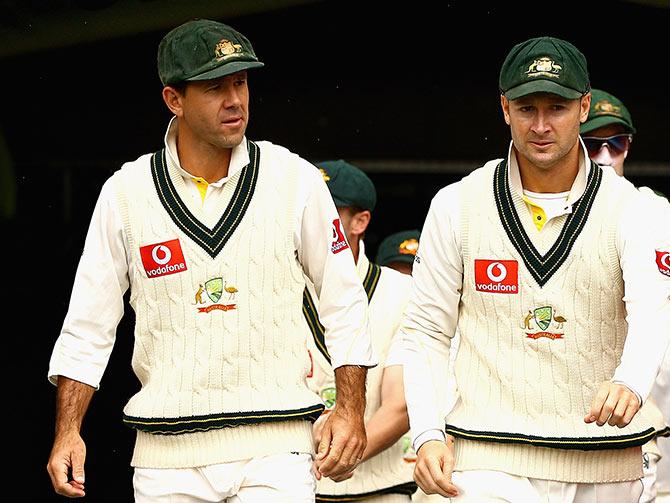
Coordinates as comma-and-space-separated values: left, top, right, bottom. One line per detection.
501, 92, 590, 172
176, 71, 249, 149
581, 123, 630, 176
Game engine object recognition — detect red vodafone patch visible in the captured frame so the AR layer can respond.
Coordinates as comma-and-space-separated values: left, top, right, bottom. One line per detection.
474, 259, 519, 294
139, 239, 188, 278
656, 250, 670, 277
331, 218, 350, 254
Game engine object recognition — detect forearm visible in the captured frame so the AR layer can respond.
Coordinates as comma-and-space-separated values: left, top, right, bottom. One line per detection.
54, 376, 95, 437
360, 402, 409, 462
333, 365, 367, 414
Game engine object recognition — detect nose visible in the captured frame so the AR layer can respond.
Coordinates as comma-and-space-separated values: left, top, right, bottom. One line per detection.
531, 110, 551, 134
591, 144, 614, 165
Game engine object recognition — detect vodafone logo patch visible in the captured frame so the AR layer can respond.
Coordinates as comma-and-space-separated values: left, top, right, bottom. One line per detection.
140, 239, 188, 278
331, 218, 350, 254
474, 259, 519, 294
656, 250, 670, 277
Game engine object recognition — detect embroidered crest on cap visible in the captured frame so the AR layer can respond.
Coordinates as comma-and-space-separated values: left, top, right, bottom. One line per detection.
526, 57, 562, 79
215, 39, 243, 60
398, 238, 419, 255
594, 99, 623, 117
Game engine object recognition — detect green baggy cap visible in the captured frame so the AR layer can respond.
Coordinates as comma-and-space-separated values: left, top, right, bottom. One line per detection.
499, 36, 590, 100
375, 229, 421, 267
158, 19, 264, 86
580, 88, 636, 135
317, 159, 376, 211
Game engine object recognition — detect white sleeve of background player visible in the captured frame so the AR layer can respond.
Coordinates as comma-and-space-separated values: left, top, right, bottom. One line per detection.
612, 194, 670, 403
48, 176, 129, 389
399, 184, 463, 451
296, 165, 376, 369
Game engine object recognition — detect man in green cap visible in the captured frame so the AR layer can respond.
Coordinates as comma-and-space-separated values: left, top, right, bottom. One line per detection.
400, 36, 670, 501
305, 159, 418, 501
580, 88, 636, 176
46, 19, 375, 501
376, 230, 421, 276
582, 88, 670, 503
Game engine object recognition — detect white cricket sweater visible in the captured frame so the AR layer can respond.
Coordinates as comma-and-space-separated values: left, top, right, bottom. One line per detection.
446, 159, 667, 482
114, 140, 323, 468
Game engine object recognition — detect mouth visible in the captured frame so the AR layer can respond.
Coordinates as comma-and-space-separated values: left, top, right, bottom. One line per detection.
222, 116, 244, 127
530, 140, 552, 149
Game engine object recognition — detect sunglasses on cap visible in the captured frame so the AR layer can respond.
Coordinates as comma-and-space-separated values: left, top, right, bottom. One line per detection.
581, 134, 633, 157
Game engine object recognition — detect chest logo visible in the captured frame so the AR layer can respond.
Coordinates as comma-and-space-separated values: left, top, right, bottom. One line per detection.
140, 239, 187, 278
474, 259, 518, 294
656, 250, 670, 277
194, 277, 237, 313
523, 306, 566, 340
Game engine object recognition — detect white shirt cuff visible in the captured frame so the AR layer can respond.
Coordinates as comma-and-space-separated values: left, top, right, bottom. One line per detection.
413, 429, 446, 453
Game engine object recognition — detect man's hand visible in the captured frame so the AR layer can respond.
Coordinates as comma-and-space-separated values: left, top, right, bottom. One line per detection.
314, 365, 367, 480
314, 404, 366, 479
584, 381, 641, 427
47, 376, 94, 498
47, 430, 87, 498
413, 437, 459, 498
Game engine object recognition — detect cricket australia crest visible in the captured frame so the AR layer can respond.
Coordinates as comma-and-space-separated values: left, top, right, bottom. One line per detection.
522, 306, 566, 340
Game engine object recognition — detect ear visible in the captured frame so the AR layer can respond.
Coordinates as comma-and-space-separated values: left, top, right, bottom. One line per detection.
162, 86, 184, 117
500, 94, 510, 125
351, 210, 371, 236
579, 92, 591, 124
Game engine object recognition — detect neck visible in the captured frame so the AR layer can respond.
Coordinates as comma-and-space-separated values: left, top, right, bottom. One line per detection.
176, 123, 233, 182
515, 146, 580, 193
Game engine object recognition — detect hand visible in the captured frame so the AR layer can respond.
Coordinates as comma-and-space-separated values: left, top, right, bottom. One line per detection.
329, 468, 355, 483
46, 430, 87, 498
312, 412, 329, 451
413, 437, 459, 498
314, 406, 366, 480
584, 381, 641, 428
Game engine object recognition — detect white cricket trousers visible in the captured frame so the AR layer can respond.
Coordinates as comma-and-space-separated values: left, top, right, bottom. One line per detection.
133, 453, 314, 502
445, 470, 644, 502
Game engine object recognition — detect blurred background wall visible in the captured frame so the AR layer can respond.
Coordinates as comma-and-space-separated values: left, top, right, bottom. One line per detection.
2, 1, 668, 500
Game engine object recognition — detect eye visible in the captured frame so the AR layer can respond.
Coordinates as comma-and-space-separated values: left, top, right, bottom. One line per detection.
206, 84, 220, 92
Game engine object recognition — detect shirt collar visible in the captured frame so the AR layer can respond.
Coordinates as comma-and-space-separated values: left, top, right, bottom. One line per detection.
164, 116, 251, 187
355, 240, 370, 282
505, 138, 591, 207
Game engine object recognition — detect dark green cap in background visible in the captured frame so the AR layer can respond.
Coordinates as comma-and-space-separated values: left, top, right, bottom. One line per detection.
375, 229, 421, 266
317, 159, 377, 211
158, 19, 264, 86
580, 88, 636, 135
499, 36, 590, 100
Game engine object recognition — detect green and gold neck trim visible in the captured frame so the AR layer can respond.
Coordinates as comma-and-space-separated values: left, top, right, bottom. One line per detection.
494, 159, 602, 287
303, 261, 381, 364
151, 140, 260, 258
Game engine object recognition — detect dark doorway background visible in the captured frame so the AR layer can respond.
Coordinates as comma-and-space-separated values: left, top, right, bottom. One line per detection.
2, 1, 668, 501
